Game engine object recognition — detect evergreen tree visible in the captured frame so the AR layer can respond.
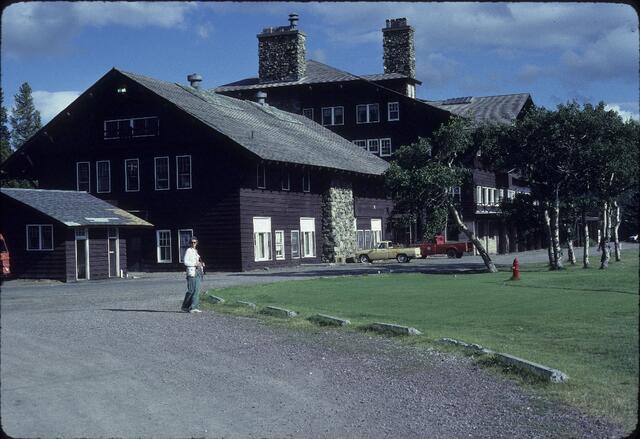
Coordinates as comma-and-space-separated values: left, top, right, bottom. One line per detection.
1, 88, 11, 163
9, 82, 41, 150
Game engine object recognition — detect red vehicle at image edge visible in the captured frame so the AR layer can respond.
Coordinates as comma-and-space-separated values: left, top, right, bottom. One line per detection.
418, 235, 473, 259
1, 233, 10, 278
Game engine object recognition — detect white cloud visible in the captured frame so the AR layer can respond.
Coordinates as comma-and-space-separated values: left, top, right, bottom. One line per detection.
417, 53, 460, 87
32, 90, 81, 124
605, 104, 640, 122
2, 2, 196, 58
197, 23, 213, 40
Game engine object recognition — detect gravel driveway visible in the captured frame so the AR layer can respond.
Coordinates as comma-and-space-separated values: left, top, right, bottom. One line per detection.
0, 249, 627, 438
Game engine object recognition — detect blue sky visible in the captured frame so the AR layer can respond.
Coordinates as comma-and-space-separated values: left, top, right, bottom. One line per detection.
2, 2, 638, 124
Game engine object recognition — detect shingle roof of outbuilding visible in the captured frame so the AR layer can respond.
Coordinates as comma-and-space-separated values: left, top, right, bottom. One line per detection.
0, 188, 153, 227
426, 93, 532, 125
214, 59, 419, 92
117, 69, 389, 175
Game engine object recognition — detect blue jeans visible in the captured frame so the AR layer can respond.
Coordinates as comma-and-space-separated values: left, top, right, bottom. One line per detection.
181, 274, 201, 311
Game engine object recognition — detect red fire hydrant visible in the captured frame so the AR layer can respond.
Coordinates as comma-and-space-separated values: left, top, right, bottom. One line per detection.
511, 257, 520, 281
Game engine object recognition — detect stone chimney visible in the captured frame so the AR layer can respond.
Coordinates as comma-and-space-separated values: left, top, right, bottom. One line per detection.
382, 18, 416, 79
257, 13, 306, 83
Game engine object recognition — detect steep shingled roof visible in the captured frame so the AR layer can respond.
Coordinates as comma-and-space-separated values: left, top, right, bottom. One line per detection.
0, 188, 153, 227
214, 59, 419, 92
427, 93, 532, 125
117, 69, 389, 176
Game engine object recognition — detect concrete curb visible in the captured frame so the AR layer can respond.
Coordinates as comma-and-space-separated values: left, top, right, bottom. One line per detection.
437, 337, 489, 353
493, 352, 569, 383
234, 300, 257, 310
206, 295, 225, 304
260, 306, 297, 318
368, 322, 422, 336
309, 314, 351, 326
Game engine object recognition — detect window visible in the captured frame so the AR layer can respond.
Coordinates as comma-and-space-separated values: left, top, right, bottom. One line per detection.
26, 225, 53, 251
104, 116, 159, 139
321, 106, 344, 126
407, 84, 416, 98
356, 230, 365, 250
96, 161, 111, 193
371, 219, 382, 247
156, 230, 172, 263
364, 230, 372, 249
154, 157, 170, 190
380, 138, 392, 157
482, 187, 489, 206
76, 162, 90, 192
125, 159, 140, 192
475, 186, 482, 204
367, 139, 380, 155
253, 217, 272, 261
300, 218, 316, 258
356, 103, 380, 124
178, 229, 194, 263
275, 230, 285, 260
488, 188, 495, 205
291, 230, 300, 259
353, 140, 367, 150
507, 190, 516, 200
448, 186, 461, 201
302, 170, 310, 193
388, 102, 399, 121
176, 155, 192, 190
281, 170, 290, 191
257, 164, 266, 189
303, 108, 314, 120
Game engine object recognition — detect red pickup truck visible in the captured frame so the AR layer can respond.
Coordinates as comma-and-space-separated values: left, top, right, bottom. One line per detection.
0, 233, 10, 277
419, 235, 473, 259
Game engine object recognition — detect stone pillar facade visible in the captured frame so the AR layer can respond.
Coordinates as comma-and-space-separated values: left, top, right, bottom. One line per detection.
258, 26, 306, 83
382, 18, 416, 79
321, 179, 356, 263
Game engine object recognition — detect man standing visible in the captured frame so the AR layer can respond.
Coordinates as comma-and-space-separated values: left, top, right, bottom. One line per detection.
181, 236, 204, 313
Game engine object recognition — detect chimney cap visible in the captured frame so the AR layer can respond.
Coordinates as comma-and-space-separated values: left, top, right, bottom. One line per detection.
256, 91, 267, 105
288, 13, 299, 28
187, 73, 203, 88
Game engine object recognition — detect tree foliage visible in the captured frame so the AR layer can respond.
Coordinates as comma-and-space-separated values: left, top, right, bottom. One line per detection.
0, 88, 11, 163
9, 82, 41, 151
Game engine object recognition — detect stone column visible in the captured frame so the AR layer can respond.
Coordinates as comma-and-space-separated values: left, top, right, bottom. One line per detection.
321, 179, 356, 263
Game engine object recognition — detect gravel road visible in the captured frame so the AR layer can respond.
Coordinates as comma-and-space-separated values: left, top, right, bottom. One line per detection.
1, 250, 629, 438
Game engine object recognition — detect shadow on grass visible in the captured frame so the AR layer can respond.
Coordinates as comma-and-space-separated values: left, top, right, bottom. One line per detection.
506, 284, 637, 296
229, 265, 490, 279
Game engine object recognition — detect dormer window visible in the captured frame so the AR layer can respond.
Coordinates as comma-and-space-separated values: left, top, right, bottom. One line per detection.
104, 116, 159, 139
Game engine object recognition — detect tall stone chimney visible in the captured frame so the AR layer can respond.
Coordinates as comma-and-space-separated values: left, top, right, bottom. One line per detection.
382, 18, 416, 79
257, 13, 306, 83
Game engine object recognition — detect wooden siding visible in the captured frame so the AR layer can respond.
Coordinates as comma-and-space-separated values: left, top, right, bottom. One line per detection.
354, 196, 394, 239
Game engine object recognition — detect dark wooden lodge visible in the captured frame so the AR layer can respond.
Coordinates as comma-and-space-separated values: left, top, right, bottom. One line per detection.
1, 68, 392, 274
0, 188, 151, 281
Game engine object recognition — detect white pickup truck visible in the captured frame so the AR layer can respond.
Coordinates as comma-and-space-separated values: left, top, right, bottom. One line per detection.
357, 241, 422, 263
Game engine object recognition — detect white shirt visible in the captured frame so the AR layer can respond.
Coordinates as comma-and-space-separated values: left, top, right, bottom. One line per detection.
184, 247, 200, 277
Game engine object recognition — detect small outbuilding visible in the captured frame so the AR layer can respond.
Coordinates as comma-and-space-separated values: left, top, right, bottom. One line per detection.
1, 188, 152, 281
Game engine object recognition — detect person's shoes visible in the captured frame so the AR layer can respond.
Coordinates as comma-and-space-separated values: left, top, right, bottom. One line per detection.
181, 308, 189, 313
189, 309, 202, 313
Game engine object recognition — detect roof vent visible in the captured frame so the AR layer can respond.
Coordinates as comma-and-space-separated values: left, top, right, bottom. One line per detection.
256, 91, 267, 105
187, 73, 203, 89
288, 13, 299, 28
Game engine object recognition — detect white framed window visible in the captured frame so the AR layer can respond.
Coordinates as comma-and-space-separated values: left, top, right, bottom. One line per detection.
253, 217, 272, 261
178, 229, 194, 263
76, 162, 90, 192
281, 170, 290, 191
300, 217, 316, 258
104, 116, 159, 139
303, 108, 314, 120
407, 84, 416, 98
364, 230, 372, 249
475, 186, 482, 204
356, 230, 364, 250
448, 186, 461, 201
371, 219, 382, 247
388, 102, 400, 121
291, 230, 300, 259
26, 224, 53, 251
257, 164, 266, 189
154, 156, 170, 190
275, 230, 285, 260
321, 106, 344, 126
302, 170, 311, 193
125, 158, 140, 192
96, 160, 111, 193
507, 190, 516, 200
176, 155, 192, 190
156, 229, 172, 263
353, 140, 367, 150
380, 138, 392, 157
488, 188, 495, 205
482, 187, 489, 206
356, 103, 380, 124
367, 139, 380, 155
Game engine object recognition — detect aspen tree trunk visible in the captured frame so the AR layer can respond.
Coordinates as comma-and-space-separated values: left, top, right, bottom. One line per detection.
582, 209, 590, 268
449, 204, 498, 273
599, 202, 611, 269
612, 201, 621, 261
544, 208, 554, 267
566, 224, 576, 265
550, 188, 564, 270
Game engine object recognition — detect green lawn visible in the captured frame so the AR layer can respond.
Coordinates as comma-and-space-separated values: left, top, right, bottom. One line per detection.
205, 251, 639, 431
